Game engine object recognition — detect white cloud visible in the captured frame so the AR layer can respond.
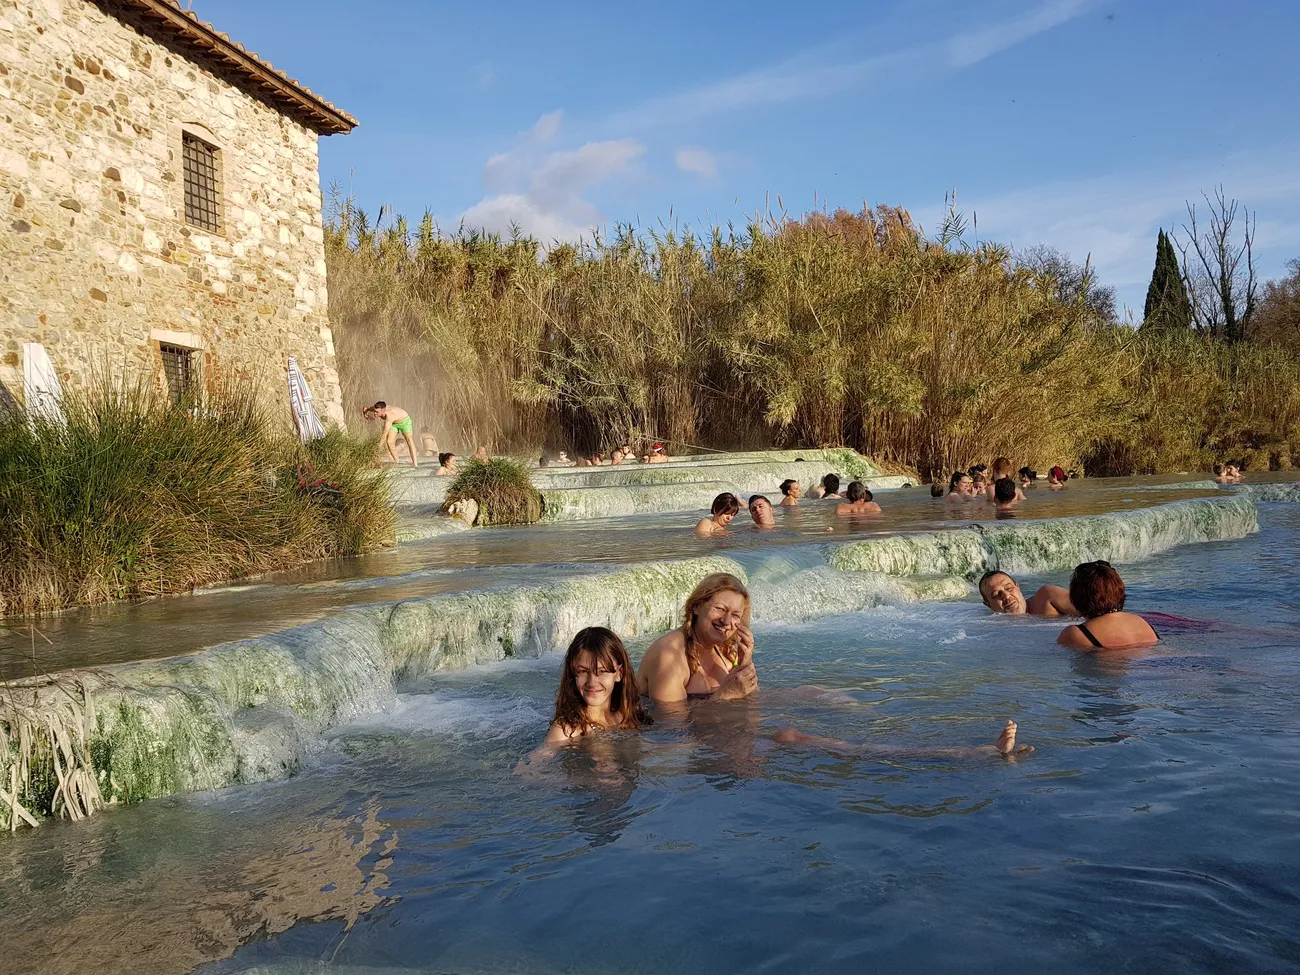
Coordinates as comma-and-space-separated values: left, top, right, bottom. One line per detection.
916, 148, 1300, 315
947, 0, 1091, 68
609, 1, 1088, 129
675, 147, 719, 179
459, 112, 645, 244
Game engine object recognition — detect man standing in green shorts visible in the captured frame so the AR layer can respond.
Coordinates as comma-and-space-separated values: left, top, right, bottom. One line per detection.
363, 401, 419, 468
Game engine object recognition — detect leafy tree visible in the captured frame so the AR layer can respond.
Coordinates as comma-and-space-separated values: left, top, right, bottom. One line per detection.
1141, 229, 1192, 332
1251, 258, 1300, 353
1021, 246, 1117, 325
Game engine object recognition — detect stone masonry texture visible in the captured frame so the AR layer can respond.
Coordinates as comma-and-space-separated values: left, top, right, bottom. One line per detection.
0, 0, 346, 428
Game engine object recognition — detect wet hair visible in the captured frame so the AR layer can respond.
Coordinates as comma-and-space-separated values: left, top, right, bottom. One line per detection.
948, 470, 969, 492
1069, 561, 1126, 618
779, 478, 797, 496
846, 481, 867, 502
711, 492, 740, 517
968, 463, 988, 477
992, 457, 1013, 479
681, 572, 751, 674
822, 473, 840, 495
930, 483, 945, 498
972, 471, 988, 486
438, 452, 454, 467
1049, 466, 1066, 482
978, 570, 1014, 599
539, 455, 549, 467
1212, 462, 1225, 475
994, 477, 1017, 504
552, 627, 648, 735
747, 494, 769, 509
371, 401, 386, 410
1019, 466, 1033, 480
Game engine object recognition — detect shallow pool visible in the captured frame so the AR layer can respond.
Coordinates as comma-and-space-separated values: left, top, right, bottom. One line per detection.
3, 501, 1298, 974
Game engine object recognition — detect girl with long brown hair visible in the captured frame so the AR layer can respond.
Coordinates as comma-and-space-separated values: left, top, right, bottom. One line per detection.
636, 572, 759, 705
543, 627, 648, 746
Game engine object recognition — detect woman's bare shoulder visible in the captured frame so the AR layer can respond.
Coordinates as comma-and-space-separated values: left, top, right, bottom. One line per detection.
644, 628, 686, 658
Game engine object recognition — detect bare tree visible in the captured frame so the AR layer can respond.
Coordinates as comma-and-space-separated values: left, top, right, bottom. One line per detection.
1176, 185, 1257, 342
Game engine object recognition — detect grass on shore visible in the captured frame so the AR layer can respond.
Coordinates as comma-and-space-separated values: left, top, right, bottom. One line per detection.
0, 382, 395, 616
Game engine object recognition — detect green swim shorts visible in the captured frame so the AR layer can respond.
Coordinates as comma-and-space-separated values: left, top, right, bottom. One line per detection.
392, 416, 413, 435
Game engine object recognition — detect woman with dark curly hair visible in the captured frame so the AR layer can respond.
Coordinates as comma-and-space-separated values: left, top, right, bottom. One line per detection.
1057, 561, 1159, 649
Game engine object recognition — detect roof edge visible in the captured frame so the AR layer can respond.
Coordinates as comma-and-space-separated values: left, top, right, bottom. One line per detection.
102, 0, 357, 135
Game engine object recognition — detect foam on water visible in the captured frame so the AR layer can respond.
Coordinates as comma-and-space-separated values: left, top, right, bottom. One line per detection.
337, 689, 548, 742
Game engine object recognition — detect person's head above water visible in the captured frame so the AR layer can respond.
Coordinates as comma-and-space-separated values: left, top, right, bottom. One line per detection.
822, 473, 841, 495
949, 470, 971, 493
710, 492, 740, 524
780, 478, 799, 497
1049, 465, 1066, 483
438, 452, 454, 467
979, 571, 1027, 614
1069, 560, 1126, 618
845, 481, 871, 503
553, 626, 645, 732
992, 457, 1014, 480
748, 494, 775, 525
681, 572, 751, 668
994, 477, 1017, 505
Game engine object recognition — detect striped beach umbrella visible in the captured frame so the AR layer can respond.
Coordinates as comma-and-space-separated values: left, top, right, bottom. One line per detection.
287, 356, 326, 443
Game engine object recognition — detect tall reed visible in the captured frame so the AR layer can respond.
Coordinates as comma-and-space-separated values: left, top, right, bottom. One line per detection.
325, 199, 1300, 477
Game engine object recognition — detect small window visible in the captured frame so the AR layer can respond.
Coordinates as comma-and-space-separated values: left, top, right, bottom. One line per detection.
182, 132, 222, 231
159, 343, 197, 403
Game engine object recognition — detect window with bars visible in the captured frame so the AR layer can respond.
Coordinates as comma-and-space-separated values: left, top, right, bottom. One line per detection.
160, 343, 198, 404
182, 132, 222, 231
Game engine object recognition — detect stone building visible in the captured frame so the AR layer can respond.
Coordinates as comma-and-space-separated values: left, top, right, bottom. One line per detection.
0, 0, 355, 426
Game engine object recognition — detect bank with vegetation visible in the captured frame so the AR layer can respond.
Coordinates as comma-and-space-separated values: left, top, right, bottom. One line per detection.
326, 198, 1300, 479
0, 383, 395, 617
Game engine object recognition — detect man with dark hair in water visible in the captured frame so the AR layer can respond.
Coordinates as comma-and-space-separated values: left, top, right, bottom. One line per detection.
747, 494, 776, 528
992, 477, 1019, 513
836, 481, 881, 516
979, 571, 1077, 616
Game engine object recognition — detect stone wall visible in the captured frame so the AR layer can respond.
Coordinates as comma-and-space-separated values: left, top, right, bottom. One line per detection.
0, 0, 346, 428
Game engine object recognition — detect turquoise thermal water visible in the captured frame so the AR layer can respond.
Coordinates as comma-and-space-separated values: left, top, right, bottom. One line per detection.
1, 468, 1299, 973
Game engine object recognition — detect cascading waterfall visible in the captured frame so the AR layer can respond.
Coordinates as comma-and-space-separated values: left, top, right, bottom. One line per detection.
829, 496, 1257, 578
0, 491, 1278, 827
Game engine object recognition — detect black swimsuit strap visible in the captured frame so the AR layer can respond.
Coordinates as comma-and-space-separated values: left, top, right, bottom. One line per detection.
1077, 621, 1105, 648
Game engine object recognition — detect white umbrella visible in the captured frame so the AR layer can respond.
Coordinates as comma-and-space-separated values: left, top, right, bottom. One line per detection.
23, 342, 65, 426
287, 355, 326, 443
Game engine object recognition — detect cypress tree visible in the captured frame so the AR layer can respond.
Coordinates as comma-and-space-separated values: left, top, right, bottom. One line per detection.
1142, 229, 1192, 332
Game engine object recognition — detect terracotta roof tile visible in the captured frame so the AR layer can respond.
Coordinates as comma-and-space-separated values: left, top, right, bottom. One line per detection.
102, 0, 357, 134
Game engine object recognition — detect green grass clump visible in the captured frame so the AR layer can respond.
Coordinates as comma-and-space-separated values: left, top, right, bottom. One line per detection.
0, 381, 395, 615
444, 458, 543, 526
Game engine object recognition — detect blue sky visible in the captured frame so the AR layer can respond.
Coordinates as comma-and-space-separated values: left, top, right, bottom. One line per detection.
207, 0, 1300, 317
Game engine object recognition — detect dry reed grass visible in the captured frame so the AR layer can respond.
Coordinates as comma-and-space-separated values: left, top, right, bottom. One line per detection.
0, 673, 104, 829
325, 197, 1300, 478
